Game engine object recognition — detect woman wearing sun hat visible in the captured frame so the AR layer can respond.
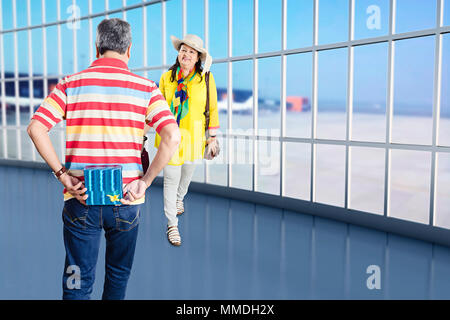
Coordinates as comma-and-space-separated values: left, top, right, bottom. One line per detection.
152, 34, 220, 246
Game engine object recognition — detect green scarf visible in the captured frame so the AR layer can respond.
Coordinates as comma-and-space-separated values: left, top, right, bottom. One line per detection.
170, 67, 196, 125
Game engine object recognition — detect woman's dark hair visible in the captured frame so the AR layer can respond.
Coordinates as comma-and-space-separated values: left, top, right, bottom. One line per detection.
168, 47, 204, 82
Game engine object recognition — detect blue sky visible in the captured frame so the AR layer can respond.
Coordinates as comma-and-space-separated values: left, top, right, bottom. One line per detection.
1, 0, 448, 113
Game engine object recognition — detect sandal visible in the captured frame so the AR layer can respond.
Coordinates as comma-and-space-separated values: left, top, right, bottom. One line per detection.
167, 226, 181, 246
176, 200, 184, 216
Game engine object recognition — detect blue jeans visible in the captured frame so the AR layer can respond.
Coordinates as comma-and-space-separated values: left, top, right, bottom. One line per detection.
61, 198, 141, 300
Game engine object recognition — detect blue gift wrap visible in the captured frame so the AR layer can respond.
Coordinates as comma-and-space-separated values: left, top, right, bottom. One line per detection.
84, 165, 123, 205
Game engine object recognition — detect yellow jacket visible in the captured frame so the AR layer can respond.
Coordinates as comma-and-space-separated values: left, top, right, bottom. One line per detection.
155, 69, 220, 166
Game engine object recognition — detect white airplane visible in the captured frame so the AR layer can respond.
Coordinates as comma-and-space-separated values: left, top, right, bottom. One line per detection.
217, 95, 253, 114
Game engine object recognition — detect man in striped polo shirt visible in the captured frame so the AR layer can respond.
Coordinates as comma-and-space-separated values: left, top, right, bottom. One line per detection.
27, 18, 180, 300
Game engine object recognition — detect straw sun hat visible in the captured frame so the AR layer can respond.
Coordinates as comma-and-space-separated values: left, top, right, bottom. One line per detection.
170, 34, 212, 74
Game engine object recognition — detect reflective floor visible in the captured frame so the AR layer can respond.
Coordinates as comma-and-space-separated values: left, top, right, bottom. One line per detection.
1, 164, 450, 300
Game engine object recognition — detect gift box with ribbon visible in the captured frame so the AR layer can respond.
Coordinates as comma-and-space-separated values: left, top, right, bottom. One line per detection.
84, 165, 123, 205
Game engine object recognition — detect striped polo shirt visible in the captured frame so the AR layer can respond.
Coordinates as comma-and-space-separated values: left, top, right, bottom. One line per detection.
32, 57, 177, 204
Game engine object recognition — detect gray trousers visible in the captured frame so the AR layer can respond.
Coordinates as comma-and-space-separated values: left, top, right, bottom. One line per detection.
163, 163, 196, 227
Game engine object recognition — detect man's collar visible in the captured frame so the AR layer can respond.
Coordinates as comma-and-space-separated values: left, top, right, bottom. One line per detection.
90, 57, 129, 70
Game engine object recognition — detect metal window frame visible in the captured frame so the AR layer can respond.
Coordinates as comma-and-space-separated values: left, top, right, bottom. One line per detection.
12, 0, 22, 160
430, 0, 444, 226
27, 0, 36, 161
0, 0, 7, 159
252, 0, 258, 192
0, 0, 449, 232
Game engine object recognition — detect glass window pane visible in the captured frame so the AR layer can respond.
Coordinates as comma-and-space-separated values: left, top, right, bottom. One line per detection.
127, 8, 143, 70
0, 130, 3, 158
32, 79, 45, 99
64, 0, 83, 37
232, 0, 253, 56
350, 146, 385, 215
133, 71, 145, 78
148, 69, 164, 88
61, 22, 75, 75
187, 0, 204, 41
231, 137, 253, 190
2, 0, 13, 30
166, 0, 182, 65
284, 142, 310, 201
286, 53, 312, 138
7, 129, 18, 159
127, 0, 144, 5
435, 153, 450, 229
61, 0, 78, 29
354, 0, 389, 40
108, 0, 125, 11
258, 0, 281, 53
392, 36, 434, 145
91, 0, 105, 14
46, 25, 59, 76
352, 42, 388, 142
17, 31, 29, 76
389, 150, 431, 224
18, 79, 30, 120
206, 135, 228, 186
232, 59, 253, 132
77, 19, 91, 70
209, 0, 228, 59
45, 0, 58, 24
4, 33, 15, 74
6, 81, 17, 126
107, 10, 123, 20
31, 29, 44, 76
91, 15, 105, 62
445, 0, 450, 26
395, 0, 436, 34
5, 81, 15, 102
77, 0, 90, 18
21, 129, 34, 161
318, 0, 349, 45
147, 2, 162, 67
0, 85, 3, 126
145, 132, 164, 178
317, 48, 348, 140
286, 0, 313, 49
6, 81, 20, 126
210, 62, 228, 131
258, 57, 280, 137
257, 139, 280, 195
31, 0, 42, 26
440, 34, 450, 146
315, 144, 346, 207
191, 162, 205, 183
49, 128, 64, 163
16, 0, 28, 29
47, 77, 59, 99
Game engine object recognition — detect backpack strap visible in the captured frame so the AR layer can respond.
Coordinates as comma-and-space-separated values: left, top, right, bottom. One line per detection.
204, 72, 210, 133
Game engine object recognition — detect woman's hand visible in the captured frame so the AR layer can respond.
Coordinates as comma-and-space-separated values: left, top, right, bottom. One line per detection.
120, 179, 149, 205
206, 136, 218, 157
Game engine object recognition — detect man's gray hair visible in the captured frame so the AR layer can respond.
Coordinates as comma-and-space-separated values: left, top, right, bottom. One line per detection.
96, 18, 132, 55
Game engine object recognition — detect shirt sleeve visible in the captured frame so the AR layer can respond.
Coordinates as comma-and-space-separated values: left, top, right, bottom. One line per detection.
207, 72, 220, 136
145, 82, 177, 134
31, 78, 68, 130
